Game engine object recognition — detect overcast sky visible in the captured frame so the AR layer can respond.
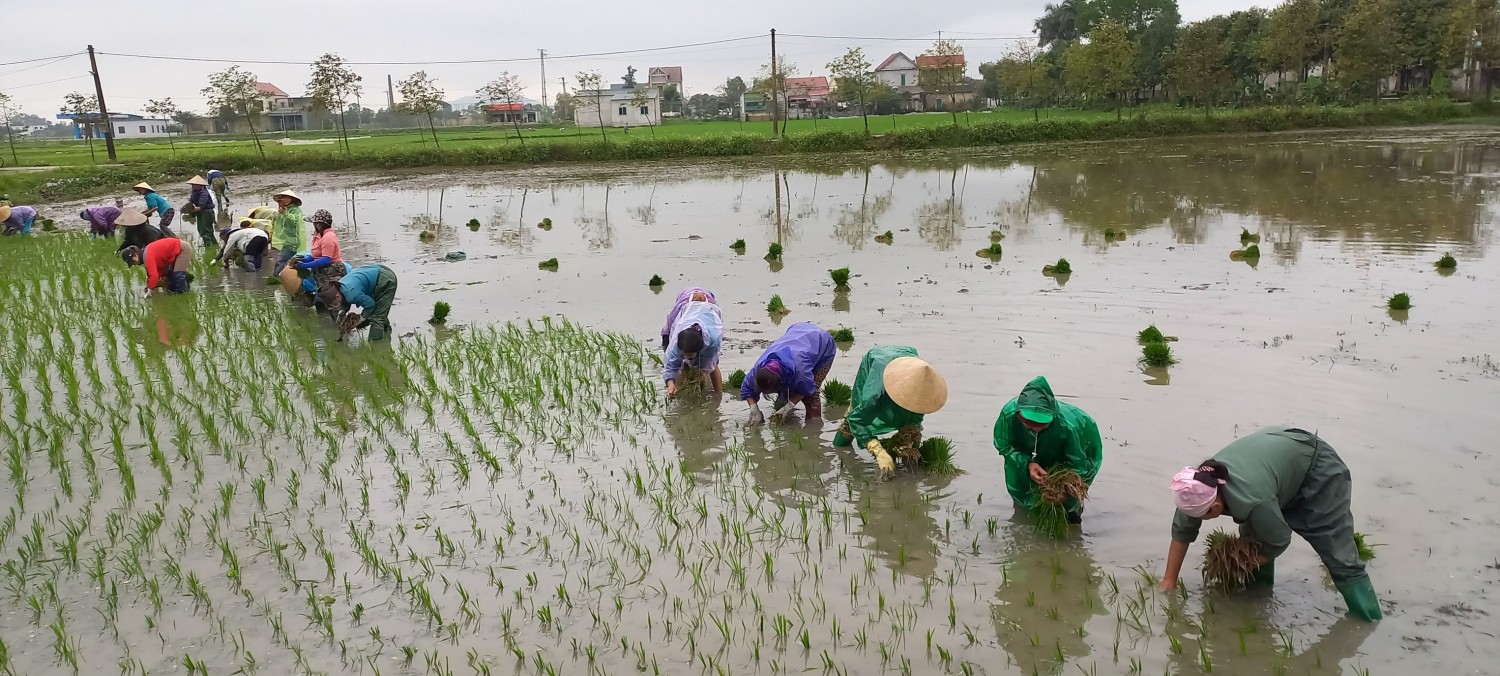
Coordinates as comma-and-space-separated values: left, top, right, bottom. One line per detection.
2, 0, 1254, 118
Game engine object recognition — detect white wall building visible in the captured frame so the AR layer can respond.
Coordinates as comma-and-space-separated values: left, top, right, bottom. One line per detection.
572, 85, 662, 128
875, 52, 920, 89
112, 115, 173, 139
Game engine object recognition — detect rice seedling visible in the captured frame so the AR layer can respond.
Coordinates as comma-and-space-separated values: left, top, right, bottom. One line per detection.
730, 239, 746, 251
466, 218, 481, 231
1042, 258, 1072, 275
1104, 228, 1125, 241
1354, 532, 1378, 561
1202, 530, 1262, 591
1030, 468, 1088, 537
1240, 228, 1261, 244
1388, 292, 1411, 311
430, 301, 452, 324
648, 275, 664, 287
1230, 244, 1261, 261
765, 243, 783, 261
821, 380, 853, 407
829, 326, 855, 343
727, 369, 746, 388
918, 437, 958, 475
538, 258, 559, 271
976, 242, 1003, 258
766, 294, 788, 315
1139, 342, 1178, 368
419, 229, 436, 242
829, 267, 851, 291
1137, 324, 1178, 344
875, 230, 893, 244
1435, 252, 1457, 269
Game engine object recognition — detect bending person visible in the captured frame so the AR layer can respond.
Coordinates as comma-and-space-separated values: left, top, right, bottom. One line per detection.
215, 219, 271, 271
992, 376, 1102, 525
741, 322, 836, 423
122, 237, 195, 295
1159, 427, 1381, 621
132, 182, 176, 236
293, 209, 349, 301
833, 347, 948, 480
316, 264, 398, 341
114, 210, 161, 252
663, 293, 724, 397
661, 286, 716, 350
80, 205, 123, 238
0, 205, 37, 236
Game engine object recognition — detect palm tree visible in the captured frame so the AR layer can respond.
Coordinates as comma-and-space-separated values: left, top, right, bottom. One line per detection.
1036, 0, 1083, 48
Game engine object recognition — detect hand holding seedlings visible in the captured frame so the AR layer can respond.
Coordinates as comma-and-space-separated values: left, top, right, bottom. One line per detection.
1028, 462, 1048, 483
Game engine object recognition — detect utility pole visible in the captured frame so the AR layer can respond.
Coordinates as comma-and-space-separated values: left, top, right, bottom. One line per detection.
387, 74, 395, 110
557, 77, 568, 121
769, 29, 779, 138
86, 45, 117, 161
539, 49, 549, 113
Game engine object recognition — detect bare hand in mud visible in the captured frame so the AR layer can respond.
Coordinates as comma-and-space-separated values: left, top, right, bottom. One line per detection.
1028, 462, 1048, 483
666, 381, 678, 399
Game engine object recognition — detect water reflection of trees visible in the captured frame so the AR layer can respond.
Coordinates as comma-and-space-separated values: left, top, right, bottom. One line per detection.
917, 168, 966, 251
576, 184, 615, 251
834, 167, 895, 248
1027, 144, 1495, 245
490, 189, 536, 253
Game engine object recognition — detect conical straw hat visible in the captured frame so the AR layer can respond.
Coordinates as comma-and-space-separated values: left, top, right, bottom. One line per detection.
883, 356, 947, 414
0, 206, 10, 222
116, 209, 147, 226
272, 189, 301, 205
133, 182, 154, 191
186, 175, 209, 186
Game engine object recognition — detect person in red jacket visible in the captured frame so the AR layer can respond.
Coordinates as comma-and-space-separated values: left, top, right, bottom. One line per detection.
122, 238, 196, 296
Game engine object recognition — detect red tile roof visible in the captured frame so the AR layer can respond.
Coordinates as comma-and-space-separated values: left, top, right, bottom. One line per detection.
650, 66, 683, 84
483, 103, 526, 112
915, 54, 966, 69
785, 76, 830, 97
256, 82, 289, 97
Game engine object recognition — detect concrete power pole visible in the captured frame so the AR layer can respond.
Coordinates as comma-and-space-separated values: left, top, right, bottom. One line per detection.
769, 29, 779, 138
86, 45, 117, 161
539, 49, 549, 120
387, 74, 395, 110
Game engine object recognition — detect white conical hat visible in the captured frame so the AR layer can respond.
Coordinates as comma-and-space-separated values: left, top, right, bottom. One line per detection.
186, 175, 209, 186
883, 356, 948, 414
116, 209, 147, 226
133, 182, 154, 191
272, 189, 301, 205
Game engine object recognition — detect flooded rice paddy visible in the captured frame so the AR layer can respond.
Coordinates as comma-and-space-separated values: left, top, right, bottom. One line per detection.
6, 128, 1500, 675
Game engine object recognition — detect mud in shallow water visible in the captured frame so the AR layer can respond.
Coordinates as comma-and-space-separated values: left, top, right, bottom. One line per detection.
9, 128, 1500, 674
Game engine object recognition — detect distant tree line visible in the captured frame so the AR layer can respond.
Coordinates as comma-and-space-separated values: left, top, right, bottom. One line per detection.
981, 0, 1500, 116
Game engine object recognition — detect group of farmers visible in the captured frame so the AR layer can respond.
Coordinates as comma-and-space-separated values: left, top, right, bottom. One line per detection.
23, 173, 401, 341
657, 286, 1382, 623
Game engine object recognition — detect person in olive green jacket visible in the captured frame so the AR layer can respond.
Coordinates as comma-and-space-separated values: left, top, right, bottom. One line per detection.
992, 376, 1103, 523
1159, 427, 1382, 622
833, 347, 948, 480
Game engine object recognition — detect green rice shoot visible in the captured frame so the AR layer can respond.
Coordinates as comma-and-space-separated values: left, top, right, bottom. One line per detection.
766, 294, 788, 315
918, 437, 958, 475
829, 327, 855, 343
1139, 342, 1178, 367
1435, 252, 1457, 269
648, 274, 665, 287
1043, 258, 1071, 275
1354, 532, 1378, 561
538, 257, 559, 270
765, 242, 783, 261
730, 238, 746, 250
466, 218, 481, 231
821, 379, 853, 407
1240, 228, 1261, 244
1388, 292, 1411, 310
1138, 324, 1166, 344
830, 267, 851, 291
726, 368, 747, 388
978, 242, 1003, 257
429, 301, 451, 324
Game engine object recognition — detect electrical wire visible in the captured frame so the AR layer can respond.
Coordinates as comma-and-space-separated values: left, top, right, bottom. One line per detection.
0, 53, 83, 67
97, 35, 765, 67
0, 54, 80, 80
780, 33, 1030, 42
2, 74, 91, 90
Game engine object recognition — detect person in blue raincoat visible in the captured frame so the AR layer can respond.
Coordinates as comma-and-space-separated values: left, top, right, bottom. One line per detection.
741, 322, 836, 423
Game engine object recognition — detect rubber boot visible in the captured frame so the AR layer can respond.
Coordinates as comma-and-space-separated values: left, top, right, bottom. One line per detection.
1335, 576, 1382, 621
1249, 559, 1275, 588
833, 431, 853, 447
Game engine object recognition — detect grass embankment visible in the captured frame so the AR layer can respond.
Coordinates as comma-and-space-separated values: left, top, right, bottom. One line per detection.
0, 100, 1470, 205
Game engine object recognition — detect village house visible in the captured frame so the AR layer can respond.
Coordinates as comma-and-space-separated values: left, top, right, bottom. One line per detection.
648, 67, 683, 91
784, 76, 832, 118
572, 84, 663, 128
55, 112, 171, 139
483, 102, 539, 124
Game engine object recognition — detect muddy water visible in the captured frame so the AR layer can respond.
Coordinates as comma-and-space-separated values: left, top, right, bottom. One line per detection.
9, 128, 1499, 676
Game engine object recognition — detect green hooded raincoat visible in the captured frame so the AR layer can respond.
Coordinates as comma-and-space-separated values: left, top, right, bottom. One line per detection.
993, 376, 1103, 510
833, 346, 925, 448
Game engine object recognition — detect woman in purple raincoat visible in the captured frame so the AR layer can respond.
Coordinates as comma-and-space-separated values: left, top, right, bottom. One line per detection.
741, 322, 837, 422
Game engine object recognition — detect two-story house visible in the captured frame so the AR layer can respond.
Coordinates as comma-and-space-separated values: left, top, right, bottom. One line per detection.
573, 84, 663, 128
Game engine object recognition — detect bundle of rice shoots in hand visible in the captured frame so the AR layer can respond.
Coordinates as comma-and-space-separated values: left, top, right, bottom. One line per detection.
1202, 530, 1263, 591
878, 425, 925, 464
1030, 468, 1088, 537
675, 366, 712, 397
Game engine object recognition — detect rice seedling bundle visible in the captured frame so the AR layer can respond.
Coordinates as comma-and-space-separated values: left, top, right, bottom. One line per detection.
829, 267, 851, 291
1043, 258, 1071, 275
821, 379, 852, 407
1202, 530, 1262, 591
918, 437, 957, 475
765, 243, 783, 261
1435, 253, 1457, 269
1387, 292, 1411, 310
766, 294, 788, 315
829, 327, 855, 343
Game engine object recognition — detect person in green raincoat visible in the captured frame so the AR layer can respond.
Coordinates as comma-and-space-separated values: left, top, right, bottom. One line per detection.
1158, 427, 1382, 621
992, 376, 1103, 524
833, 347, 948, 480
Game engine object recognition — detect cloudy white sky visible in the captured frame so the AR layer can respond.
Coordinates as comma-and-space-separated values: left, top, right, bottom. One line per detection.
2, 0, 1253, 118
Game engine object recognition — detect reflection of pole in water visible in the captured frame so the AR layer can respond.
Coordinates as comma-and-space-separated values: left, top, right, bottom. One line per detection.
774, 170, 784, 245
438, 187, 445, 226
344, 188, 358, 234
519, 189, 528, 233
1023, 164, 1037, 224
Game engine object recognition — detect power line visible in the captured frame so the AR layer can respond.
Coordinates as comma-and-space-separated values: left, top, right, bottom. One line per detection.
96, 36, 764, 67
0, 53, 83, 68
779, 33, 1031, 42
3, 74, 91, 91
0, 54, 81, 80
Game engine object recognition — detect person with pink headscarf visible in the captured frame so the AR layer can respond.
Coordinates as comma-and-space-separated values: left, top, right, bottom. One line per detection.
1158, 427, 1382, 621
